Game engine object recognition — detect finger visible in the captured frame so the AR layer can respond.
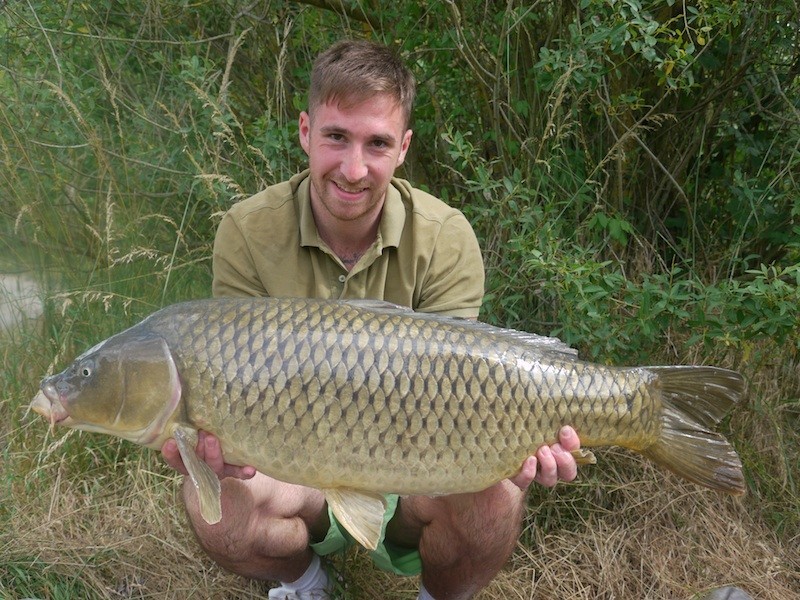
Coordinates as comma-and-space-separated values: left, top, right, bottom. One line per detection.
225, 464, 258, 480
551, 444, 578, 482
509, 455, 538, 490
558, 426, 581, 452
161, 439, 189, 476
194, 430, 208, 462
202, 432, 227, 477
199, 431, 257, 480
534, 445, 558, 488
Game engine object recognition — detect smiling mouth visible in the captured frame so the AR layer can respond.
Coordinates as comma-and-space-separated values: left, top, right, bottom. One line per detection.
333, 181, 368, 196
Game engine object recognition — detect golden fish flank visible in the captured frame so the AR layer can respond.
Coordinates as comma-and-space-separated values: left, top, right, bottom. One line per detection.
31, 297, 745, 550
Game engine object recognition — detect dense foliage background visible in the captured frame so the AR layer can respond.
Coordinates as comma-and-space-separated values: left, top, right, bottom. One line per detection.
3, 0, 799, 359
1, 1, 798, 598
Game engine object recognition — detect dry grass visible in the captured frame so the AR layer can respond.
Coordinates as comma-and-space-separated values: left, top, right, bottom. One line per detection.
2, 431, 265, 599
3, 445, 798, 600
499, 478, 799, 599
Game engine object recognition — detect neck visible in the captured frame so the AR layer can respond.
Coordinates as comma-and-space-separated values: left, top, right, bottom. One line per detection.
315, 213, 381, 272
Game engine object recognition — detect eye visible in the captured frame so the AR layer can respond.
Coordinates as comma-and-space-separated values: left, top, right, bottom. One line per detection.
79, 361, 93, 378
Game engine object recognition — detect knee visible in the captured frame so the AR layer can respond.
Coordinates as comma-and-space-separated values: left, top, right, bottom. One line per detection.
187, 496, 313, 580
193, 518, 258, 570
181, 481, 262, 567
419, 483, 526, 570
179, 476, 319, 580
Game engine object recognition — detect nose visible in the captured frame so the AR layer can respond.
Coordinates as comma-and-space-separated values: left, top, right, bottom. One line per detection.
341, 147, 368, 182
42, 379, 58, 397
42, 376, 70, 400
40, 379, 59, 405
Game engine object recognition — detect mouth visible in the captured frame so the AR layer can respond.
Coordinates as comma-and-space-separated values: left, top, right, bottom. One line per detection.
332, 180, 369, 199
30, 383, 71, 428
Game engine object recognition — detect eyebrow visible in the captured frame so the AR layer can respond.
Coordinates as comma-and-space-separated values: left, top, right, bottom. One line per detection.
319, 125, 397, 146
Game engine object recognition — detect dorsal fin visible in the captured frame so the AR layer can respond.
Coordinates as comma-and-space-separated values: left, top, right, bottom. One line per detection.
340, 299, 578, 359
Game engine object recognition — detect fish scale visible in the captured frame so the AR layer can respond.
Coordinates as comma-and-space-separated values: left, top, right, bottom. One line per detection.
32, 296, 745, 550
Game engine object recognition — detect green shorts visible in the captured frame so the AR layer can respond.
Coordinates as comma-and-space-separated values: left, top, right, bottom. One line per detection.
310, 494, 422, 576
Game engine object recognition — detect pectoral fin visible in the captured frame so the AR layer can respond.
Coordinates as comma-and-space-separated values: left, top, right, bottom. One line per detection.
173, 425, 222, 524
324, 488, 387, 551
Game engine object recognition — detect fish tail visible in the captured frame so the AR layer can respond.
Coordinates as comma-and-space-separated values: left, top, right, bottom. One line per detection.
642, 366, 746, 495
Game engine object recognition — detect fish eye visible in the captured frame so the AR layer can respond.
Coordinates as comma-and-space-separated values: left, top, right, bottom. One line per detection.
79, 361, 94, 378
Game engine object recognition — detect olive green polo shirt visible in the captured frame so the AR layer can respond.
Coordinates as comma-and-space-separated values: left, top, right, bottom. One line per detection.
212, 170, 484, 317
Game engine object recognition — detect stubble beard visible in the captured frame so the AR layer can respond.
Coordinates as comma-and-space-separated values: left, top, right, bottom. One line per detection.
312, 173, 386, 224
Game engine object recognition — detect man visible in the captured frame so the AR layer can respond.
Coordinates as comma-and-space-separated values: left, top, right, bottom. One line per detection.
162, 39, 582, 600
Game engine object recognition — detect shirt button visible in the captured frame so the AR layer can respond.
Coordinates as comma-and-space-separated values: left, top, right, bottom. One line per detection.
338, 275, 346, 283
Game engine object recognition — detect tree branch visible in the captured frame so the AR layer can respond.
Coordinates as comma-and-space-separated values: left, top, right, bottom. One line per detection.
293, 0, 381, 32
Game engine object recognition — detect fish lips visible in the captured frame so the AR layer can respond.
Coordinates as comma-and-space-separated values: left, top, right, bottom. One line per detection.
30, 378, 72, 426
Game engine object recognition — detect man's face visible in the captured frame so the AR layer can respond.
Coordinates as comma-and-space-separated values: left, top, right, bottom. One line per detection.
299, 94, 412, 227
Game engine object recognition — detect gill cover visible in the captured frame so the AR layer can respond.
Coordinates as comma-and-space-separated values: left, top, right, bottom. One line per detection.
51, 332, 181, 444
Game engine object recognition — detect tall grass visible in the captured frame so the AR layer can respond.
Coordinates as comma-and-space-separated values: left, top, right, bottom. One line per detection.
1, 1, 798, 598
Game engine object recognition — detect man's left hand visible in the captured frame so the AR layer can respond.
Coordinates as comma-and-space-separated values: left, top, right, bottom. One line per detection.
509, 426, 581, 490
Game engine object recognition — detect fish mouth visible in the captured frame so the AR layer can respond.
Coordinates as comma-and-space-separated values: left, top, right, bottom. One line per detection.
30, 383, 71, 427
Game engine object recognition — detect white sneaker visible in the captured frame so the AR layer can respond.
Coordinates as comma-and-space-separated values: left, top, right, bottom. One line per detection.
266, 553, 331, 599
267, 589, 330, 600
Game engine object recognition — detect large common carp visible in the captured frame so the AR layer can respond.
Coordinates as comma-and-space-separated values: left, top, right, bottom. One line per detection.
31, 297, 745, 550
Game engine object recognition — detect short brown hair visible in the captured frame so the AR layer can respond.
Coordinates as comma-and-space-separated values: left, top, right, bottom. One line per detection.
308, 40, 416, 127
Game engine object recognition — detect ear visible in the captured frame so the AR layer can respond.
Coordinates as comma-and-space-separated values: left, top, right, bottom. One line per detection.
299, 111, 311, 155
396, 129, 413, 167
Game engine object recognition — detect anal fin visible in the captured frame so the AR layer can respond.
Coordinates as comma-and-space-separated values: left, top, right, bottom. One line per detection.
324, 488, 387, 551
571, 448, 597, 465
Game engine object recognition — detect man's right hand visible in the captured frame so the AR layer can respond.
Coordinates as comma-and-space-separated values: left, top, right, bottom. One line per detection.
161, 430, 257, 481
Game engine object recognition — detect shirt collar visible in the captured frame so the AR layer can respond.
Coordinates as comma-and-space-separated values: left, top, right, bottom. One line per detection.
295, 173, 320, 248
378, 181, 406, 249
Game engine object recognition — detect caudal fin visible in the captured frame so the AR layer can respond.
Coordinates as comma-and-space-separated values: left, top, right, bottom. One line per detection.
642, 366, 746, 495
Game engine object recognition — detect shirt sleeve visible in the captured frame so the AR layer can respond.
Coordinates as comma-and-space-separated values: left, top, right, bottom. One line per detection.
418, 212, 485, 318
211, 212, 269, 298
